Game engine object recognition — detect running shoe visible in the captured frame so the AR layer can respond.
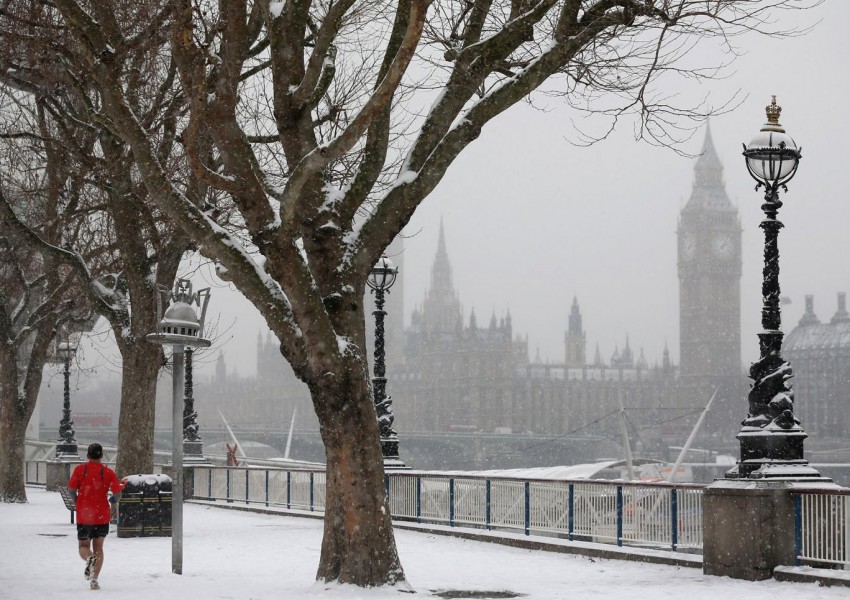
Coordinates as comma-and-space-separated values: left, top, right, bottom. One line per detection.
84, 554, 97, 580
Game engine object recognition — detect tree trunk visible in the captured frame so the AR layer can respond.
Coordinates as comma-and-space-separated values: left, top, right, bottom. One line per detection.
0, 377, 30, 503
115, 341, 162, 476
313, 371, 405, 586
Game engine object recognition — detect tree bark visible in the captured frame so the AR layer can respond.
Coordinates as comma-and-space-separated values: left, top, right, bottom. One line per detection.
114, 341, 163, 476
0, 382, 29, 503
313, 369, 404, 586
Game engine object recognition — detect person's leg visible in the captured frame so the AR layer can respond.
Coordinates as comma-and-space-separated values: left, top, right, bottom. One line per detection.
77, 525, 93, 561
91, 536, 105, 580
78, 538, 92, 561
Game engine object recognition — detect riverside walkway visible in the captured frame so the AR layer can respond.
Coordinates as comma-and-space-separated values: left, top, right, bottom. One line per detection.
5, 486, 850, 599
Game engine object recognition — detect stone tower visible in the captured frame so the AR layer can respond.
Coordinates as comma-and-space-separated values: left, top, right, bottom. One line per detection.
565, 296, 586, 368
677, 124, 742, 380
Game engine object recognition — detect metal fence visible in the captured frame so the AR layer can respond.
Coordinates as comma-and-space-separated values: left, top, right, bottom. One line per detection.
24, 461, 47, 485
27, 459, 850, 568
192, 466, 704, 552
193, 466, 326, 512
793, 488, 850, 570
23, 459, 163, 486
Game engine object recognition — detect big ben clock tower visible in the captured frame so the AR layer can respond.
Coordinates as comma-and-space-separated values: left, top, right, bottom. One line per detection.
678, 126, 742, 381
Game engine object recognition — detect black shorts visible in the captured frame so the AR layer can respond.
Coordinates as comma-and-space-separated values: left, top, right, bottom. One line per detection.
77, 524, 109, 540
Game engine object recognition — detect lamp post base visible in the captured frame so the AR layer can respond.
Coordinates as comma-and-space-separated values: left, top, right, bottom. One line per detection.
726, 426, 821, 479
182, 440, 208, 464
725, 461, 824, 480
55, 442, 79, 459
380, 437, 409, 470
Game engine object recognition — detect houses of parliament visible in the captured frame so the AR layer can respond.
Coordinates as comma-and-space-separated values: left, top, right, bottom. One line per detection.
200, 127, 848, 456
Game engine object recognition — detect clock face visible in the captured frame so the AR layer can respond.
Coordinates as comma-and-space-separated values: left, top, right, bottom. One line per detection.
712, 233, 734, 259
681, 232, 696, 260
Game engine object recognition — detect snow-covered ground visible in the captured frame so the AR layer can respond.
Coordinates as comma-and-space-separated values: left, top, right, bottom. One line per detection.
1, 487, 845, 599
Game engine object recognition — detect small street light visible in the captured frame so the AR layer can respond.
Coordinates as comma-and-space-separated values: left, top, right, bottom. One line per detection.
55, 336, 79, 459
147, 278, 211, 574
730, 96, 819, 479
367, 256, 406, 469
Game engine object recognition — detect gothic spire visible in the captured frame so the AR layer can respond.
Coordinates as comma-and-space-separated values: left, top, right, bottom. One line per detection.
422, 218, 463, 334
568, 296, 583, 336
695, 121, 723, 178
430, 218, 454, 299
684, 122, 735, 213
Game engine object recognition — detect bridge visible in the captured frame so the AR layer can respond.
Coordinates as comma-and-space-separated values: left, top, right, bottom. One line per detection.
55, 426, 632, 471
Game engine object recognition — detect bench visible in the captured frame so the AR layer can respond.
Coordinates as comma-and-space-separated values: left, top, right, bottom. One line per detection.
58, 486, 76, 524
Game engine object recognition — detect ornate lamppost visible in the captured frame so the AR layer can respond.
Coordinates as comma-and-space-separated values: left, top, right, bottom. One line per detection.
367, 256, 406, 469
729, 97, 819, 479
147, 279, 211, 574
55, 337, 79, 459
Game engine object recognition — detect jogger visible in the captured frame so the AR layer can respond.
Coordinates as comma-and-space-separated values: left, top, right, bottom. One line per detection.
68, 443, 127, 590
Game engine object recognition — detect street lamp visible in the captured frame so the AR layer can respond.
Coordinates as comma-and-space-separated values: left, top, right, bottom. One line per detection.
367, 255, 406, 469
730, 96, 819, 479
147, 278, 211, 574
55, 336, 79, 459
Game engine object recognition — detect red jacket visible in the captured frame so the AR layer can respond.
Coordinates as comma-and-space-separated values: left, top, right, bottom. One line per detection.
68, 461, 125, 525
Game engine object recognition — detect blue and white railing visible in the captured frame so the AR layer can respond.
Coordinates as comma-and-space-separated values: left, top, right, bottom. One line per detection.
28, 458, 847, 568
793, 488, 850, 570
191, 466, 704, 553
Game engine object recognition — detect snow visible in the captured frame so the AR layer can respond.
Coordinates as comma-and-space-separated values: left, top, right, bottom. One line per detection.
391, 170, 418, 189
124, 474, 172, 486
269, 2, 285, 18
336, 335, 352, 355
3, 487, 847, 599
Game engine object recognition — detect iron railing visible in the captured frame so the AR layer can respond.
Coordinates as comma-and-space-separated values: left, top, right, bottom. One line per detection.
24, 459, 163, 486
192, 466, 704, 552
28, 459, 850, 568
24, 460, 47, 485
793, 488, 850, 569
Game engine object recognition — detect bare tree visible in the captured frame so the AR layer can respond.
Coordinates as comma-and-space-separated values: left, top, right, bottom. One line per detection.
0, 2, 200, 478
0, 97, 92, 500
2, 0, 818, 586
0, 236, 71, 502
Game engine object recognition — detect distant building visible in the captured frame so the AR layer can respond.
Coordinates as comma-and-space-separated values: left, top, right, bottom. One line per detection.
677, 125, 742, 381
675, 123, 747, 435
783, 293, 850, 438
396, 221, 524, 433
392, 222, 680, 446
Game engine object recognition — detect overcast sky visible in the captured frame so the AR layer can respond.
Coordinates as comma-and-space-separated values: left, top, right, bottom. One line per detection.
400, 0, 850, 369
72, 1, 850, 382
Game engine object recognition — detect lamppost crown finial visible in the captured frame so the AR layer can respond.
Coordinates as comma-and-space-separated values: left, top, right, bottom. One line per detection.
172, 278, 194, 304
765, 95, 781, 126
